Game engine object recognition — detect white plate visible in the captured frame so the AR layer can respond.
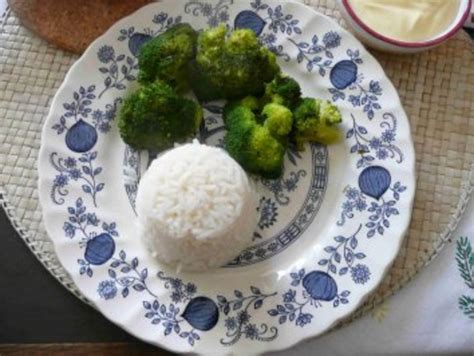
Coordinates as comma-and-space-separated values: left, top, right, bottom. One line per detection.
38, 0, 415, 354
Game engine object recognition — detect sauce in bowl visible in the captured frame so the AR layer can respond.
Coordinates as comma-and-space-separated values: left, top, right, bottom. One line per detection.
348, 0, 461, 42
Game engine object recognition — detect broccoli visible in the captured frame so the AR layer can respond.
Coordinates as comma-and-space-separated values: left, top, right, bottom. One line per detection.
138, 23, 197, 91
222, 78, 342, 176
223, 101, 290, 179
118, 80, 202, 151
261, 103, 293, 138
189, 25, 280, 101
263, 74, 302, 110
292, 98, 342, 150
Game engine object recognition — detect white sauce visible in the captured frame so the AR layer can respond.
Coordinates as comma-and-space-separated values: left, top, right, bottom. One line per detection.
348, 0, 460, 42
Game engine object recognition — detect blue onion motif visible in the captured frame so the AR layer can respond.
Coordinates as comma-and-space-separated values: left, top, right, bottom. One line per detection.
84, 233, 115, 265
338, 181, 405, 237
358, 166, 391, 200
234, 10, 266, 36
268, 269, 350, 326
65, 198, 118, 276
302, 271, 338, 301
128, 33, 153, 57
330, 60, 358, 90
52, 85, 119, 154
65, 119, 98, 153
182, 296, 219, 331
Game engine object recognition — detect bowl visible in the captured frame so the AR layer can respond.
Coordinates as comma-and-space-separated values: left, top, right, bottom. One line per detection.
336, 0, 472, 53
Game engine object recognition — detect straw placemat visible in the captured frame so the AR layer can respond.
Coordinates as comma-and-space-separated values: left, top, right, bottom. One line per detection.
0, 0, 473, 331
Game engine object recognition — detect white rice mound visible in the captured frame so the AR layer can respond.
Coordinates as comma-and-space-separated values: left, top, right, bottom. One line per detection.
136, 140, 258, 271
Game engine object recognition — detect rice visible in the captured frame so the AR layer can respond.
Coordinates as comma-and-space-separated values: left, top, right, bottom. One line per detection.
136, 140, 258, 271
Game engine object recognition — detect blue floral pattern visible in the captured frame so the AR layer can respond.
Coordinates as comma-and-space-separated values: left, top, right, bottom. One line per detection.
347, 113, 403, 168
52, 85, 120, 142
257, 197, 278, 230
338, 181, 407, 238
40, 0, 414, 352
217, 287, 278, 345
117, 12, 183, 57
268, 269, 350, 326
52, 85, 95, 135
51, 151, 104, 206
248, 0, 301, 35
318, 224, 371, 284
185, 0, 233, 27
328, 50, 382, 119
289, 32, 341, 76
97, 46, 138, 98
98, 252, 209, 345
64, 198, 118, 277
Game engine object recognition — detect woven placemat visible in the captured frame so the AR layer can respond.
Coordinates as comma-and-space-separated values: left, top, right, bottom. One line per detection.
0, 0, 473, 331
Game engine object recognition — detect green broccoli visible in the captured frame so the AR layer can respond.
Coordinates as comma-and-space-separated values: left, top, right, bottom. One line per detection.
263, 74, 302, 110
118, 80, 202, 151
292, 98, 342, 150
138, 23, 197, 91
223, 101, 289, 179
189, 25, 280, 101
261, 103, 293, 138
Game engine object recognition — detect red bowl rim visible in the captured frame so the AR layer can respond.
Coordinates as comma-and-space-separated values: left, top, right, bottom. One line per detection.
341, 0, 472, 48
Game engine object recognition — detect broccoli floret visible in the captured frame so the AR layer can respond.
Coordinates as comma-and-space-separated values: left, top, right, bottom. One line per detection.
118, 81, 202, 151
240, 96, 261, 112
189, 25, 280, 101
138, 23, 197, 91
261, 103, 293, 138
224, 103, 256, 131
292, 98, 342, 150
263, 74, 302, 110
224, 105, 285, 179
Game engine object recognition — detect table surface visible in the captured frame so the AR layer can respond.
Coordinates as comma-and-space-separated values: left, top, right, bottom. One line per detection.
1, 0, 473, 352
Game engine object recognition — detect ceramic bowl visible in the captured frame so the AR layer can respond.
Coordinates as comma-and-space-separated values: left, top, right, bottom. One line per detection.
337, 0, 472, 53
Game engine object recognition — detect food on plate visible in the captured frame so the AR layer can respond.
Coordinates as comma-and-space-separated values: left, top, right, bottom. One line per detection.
262, 103, 294, 139
135, 140, 258, 271
188, 24, 280, 101
262, 74, 302, 110
223, 75, 302, 179
118, 22, 342, 179
223, 73, 342, 177
138, 23, 197, 91
292, 98, 342, 150
224, 102, 287, 179
117, 80, 202, 151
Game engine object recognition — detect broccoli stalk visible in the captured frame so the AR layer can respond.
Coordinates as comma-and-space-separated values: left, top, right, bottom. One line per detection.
189, 25, 280, 101
118, 80, 202, 151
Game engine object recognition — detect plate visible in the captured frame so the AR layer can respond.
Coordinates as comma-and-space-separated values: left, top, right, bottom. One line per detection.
38, 0, 415, 354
